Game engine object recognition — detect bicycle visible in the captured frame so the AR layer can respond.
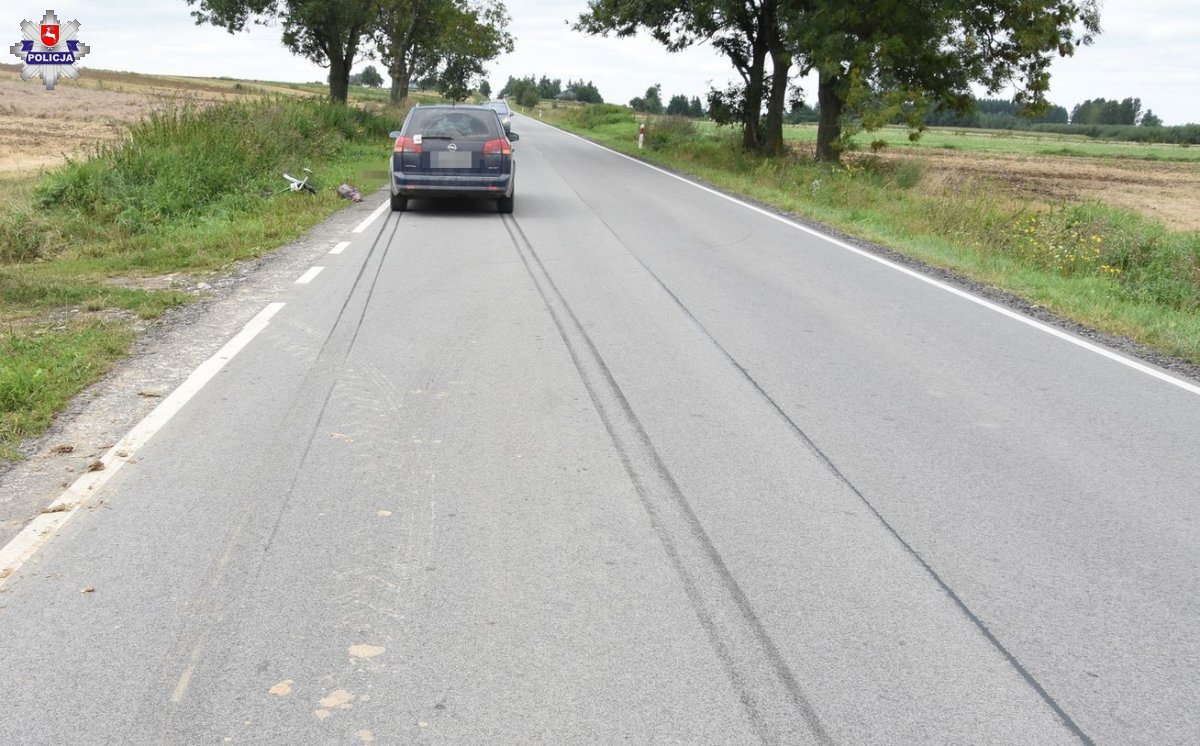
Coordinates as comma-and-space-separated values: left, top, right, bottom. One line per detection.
282, 168, 317, 195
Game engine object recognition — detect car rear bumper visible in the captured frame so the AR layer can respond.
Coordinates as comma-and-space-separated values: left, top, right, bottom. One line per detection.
392, 172, 513, 199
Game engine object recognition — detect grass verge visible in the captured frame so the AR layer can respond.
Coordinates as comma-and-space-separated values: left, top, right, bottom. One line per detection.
0, 96, 406, 461
0, 322, 135, 461
544, 105, 1200, 365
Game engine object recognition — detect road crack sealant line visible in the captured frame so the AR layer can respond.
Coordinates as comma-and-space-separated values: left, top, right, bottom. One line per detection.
503, 215, 831, 745
522, 119, 1093, 744
521, 115, 1200, 401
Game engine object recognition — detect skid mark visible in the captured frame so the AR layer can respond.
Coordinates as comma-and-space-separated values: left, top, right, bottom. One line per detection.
503, 215, 830, 744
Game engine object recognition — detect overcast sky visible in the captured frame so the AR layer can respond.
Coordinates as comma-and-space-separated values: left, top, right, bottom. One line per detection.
18, 0, 1200, 125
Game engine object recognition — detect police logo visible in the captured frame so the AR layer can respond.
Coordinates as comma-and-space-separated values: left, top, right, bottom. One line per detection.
10, 10, 90, 91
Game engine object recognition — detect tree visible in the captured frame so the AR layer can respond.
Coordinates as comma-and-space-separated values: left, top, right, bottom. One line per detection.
666, 94, 690, 115
518, 87, 540, 107
1072, 97, 1142, 125
579, 0, 1101, 161
1141, 109, 1163, 127
796, 0, 1101, 161
537, 76, 563, 99
926, 97, 1068, 128
578, 0, 790, 155
688, 95, 705, 118
374, 0, 434, 103
430, 1, 514, 103
567, 79, 604, 103
359, 64, 383, 87
479, 79, 492, 97
185, 0, 376, 103
502, 75, 538, 102
642, 84, 664, 114
375, 0, 512, 104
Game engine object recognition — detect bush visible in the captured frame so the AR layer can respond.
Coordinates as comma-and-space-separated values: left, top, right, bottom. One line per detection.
1002, 204, 1200, 311
7, 98, 401, 257
518, 88, 540, 108
564, 103, 633, 130
1023, 122, 1200, 145
646, 116, 697, 150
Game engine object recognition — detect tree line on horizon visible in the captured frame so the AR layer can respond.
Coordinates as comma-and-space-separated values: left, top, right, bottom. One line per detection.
498, 75, 604, 107
613, 84, 1199, 144
627, 84, 707, 118
776, 94, 1197, 143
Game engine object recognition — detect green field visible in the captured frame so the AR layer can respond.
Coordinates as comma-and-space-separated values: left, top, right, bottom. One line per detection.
685, 121, 1200, 161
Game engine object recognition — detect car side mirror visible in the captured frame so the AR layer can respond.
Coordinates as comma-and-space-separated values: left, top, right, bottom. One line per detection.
508, 132, 520, 142
388, 130, 401, 139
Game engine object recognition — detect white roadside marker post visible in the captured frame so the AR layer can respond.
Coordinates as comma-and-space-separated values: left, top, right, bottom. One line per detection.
638, 122, 645, 150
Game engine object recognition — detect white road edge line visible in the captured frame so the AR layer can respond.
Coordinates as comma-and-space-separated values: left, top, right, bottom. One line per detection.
329, 241, 350, 255
352, 199, 389, 234
530, 117, 1200, 399
295, 266, 324, 285
0, 302, 286, 588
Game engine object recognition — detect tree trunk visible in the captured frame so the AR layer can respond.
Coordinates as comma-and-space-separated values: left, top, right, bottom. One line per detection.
328, 22, 365, 105
816, 70, 844, 162
328, 55, 351, 103
389, 56, 410, 103
741, 36, 768, 153
764, 49, 791, 157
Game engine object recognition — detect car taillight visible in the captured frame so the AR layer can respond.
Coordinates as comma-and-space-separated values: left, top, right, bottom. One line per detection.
483, 138, 511, 156
394, 136, 422, 154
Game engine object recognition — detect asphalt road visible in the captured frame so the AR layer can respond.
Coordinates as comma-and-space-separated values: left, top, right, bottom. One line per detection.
0, 115, 1197, 745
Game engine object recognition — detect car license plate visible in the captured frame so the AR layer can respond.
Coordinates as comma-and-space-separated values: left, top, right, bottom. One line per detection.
431, 151, 472, 169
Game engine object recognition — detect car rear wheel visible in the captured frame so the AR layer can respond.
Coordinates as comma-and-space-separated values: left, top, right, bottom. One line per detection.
497, 192, 514, 214
390, 192, 408, 212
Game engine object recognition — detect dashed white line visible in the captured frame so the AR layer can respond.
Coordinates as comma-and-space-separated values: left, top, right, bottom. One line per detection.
329, 241, 350, 255
295, 266, 324, 285
352, 199, 390, 234
0, 303, 286, 588
528, 117, 1200, 399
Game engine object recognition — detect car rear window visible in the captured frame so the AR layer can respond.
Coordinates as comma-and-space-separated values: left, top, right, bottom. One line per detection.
404, 109, 501, 141
487, 102, 510, 115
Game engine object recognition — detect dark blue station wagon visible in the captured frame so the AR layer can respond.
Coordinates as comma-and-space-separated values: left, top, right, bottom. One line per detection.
389, 104, 518, 213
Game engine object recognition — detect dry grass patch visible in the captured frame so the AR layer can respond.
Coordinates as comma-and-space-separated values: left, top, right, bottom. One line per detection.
0, 64, 314, 175
872, 147, 1200, 232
